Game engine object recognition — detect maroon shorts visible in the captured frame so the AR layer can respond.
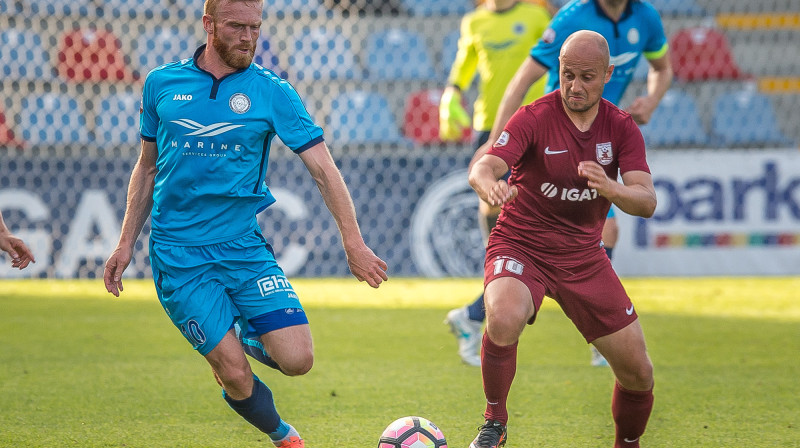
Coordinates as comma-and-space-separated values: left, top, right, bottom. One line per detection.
484, 240, 637, 342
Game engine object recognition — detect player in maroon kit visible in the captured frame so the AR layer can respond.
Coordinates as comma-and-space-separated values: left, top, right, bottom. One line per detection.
467, 30, 657, 448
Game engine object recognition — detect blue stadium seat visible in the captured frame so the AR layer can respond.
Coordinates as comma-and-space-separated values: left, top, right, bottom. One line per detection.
327, 91, 411, 146
440, 29, 461, 78
647, 0, 706, 16
365, 29, 437, 80
94, 92, 142, 146
254, 38, 288, 79
711, 89, 794, 147
638, 90, 710, 148
400, 0, 471, 16
135, 27, 198, 72
19, 0, 92, 16
0, 29, 55, 81
289, 27, 363, 81
265, 0, 328, 15
19, 93, 91, 146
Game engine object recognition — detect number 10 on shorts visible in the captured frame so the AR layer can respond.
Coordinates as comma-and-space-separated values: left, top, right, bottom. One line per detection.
493, 256, 525, 275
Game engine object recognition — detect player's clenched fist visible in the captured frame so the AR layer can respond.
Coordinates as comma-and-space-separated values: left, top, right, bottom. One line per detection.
487, 180, 518, 207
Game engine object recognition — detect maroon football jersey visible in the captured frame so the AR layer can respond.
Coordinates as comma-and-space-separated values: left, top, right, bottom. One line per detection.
486, 91, 650, 254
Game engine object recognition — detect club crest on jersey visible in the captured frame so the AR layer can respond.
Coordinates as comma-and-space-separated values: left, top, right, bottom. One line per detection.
229, 93, 250, 114
596, 142, 613, 165
495, 131, 510, 147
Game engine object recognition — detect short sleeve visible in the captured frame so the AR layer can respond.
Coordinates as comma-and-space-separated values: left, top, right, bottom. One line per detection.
617, 117, 650, 175
486, 106, 535, 169
529, 8, 575, 70
269, 79, 324, 153
139, 70, 159, 141
642, 6, 668, 59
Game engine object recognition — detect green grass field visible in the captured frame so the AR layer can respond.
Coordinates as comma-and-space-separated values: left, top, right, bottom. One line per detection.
1, 277, 798, 447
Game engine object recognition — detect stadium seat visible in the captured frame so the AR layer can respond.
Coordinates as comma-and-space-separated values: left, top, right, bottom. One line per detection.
403, 89, 471, 144
0, 107, 26, 149
711, 89, 794, 147
440, 29, 461, 79
638, 90, 710, 148
93, 92, 142, 146
365, 29, 437, 81
289, 27, 363, 81
19, 93, 91, 146
57, 29, 137, 83
135, 27, 198, 73
19, 0, 92, 16
646, 0, 705, 16
400, 0, 471, 16
669, 27, 747, 82
254, 38, 288, 79
327, 91, 411, 145
0, 29, 56, 81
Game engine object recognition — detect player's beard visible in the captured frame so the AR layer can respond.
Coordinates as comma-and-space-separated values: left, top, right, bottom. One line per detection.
212, 33, 256, 70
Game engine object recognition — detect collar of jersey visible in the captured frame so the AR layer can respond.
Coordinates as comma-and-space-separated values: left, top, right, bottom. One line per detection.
593, 0, 636, 23
191, 44, 250, 81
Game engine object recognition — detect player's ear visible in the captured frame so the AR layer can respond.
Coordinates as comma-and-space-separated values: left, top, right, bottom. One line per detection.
604, 64, 614, 84
202, 15, 214, 35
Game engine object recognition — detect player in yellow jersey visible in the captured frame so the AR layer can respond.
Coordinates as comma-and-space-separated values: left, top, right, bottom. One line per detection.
440, 0, 552, 367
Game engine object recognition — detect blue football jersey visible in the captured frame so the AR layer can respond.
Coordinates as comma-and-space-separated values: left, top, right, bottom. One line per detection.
140, 46, 324, 245
530, 0, 668, 104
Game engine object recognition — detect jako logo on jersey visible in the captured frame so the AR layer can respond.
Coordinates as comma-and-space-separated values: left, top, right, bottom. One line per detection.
229, 93, 251, 114
495, 131, 510, 147
172, 94, 193, 101
171, 119, 244, 137
596, 142, 613, 165
540, 182, 598, 201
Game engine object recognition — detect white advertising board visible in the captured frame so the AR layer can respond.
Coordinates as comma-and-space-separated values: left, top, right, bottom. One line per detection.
614, 149, 800, 276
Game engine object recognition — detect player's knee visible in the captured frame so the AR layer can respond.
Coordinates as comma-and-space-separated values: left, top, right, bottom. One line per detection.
618, 358, 654, 391
485, 314, 524, 346
215, 364, 254, 394
278, 350, 314, 377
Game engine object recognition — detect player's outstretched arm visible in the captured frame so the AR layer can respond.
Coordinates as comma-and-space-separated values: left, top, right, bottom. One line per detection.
578, 161, 656, 218
469, 154, 516, 207
627, 53, 673, 125
489, 58, 548, 143
0, 211, 35, 269
104, 140, 158, 297
298, 142, 388, 288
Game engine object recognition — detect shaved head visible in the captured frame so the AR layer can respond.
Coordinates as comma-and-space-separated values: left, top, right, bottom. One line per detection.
560, 30, 610, 69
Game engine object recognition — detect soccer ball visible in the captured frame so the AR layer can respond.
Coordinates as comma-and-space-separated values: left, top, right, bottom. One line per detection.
378, 416, 448, 448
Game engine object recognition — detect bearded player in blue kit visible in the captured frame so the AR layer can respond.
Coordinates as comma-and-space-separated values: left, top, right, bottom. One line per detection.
103, 0, 388, 446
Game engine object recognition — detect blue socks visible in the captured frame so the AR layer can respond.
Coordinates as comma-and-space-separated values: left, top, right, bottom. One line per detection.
223, 375, 285, 438
467, 293, 486, 322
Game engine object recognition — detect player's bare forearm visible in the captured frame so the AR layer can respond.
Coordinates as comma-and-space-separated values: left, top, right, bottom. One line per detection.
469, 155, 516, 206
105, 141, 157, 296
299, 143, 388, 287
630, 54, 673, 125
579, 162, 656, 218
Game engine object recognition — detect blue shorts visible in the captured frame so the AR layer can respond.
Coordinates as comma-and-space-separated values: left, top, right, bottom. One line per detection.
149, 231, 306, 356
607, 206, 616, 219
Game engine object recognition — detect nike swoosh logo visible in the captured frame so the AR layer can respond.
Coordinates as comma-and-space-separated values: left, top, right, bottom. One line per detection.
624, 437, 640, 443
544, 146, 568, 155
626, 305, 634, 315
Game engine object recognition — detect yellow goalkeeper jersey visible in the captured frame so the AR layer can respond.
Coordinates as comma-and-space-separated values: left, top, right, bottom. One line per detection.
447, 1, 551, 131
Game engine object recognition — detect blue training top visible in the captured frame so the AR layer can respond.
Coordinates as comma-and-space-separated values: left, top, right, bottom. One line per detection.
140, 45, 324, 246
530, 0, 668, 104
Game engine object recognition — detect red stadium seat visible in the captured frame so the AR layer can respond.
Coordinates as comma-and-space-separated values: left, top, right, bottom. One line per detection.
57, 29, 138, 82
403, 89, 471, 145
0, 108, 25, 149
669, 27, 746, 82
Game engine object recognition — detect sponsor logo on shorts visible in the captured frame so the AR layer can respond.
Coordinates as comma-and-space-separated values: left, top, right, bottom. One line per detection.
257, 275, 293, 297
